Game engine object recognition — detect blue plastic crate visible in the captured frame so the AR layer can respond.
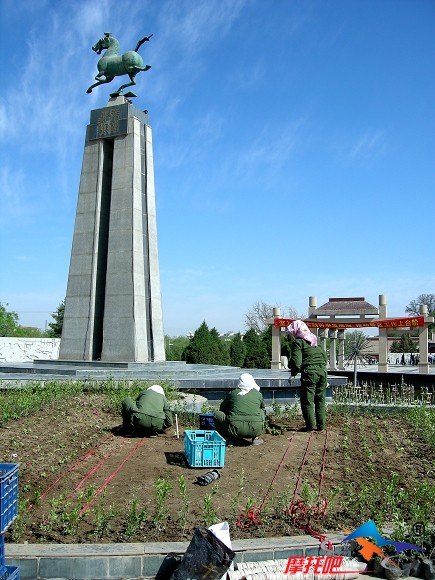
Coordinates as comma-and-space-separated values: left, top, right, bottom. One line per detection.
184, 430, 225, 468
0, 465, 19, 535
0, 566, 20, 580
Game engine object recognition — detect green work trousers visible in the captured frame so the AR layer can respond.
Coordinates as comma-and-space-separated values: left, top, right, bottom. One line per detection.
214, 410, 264, 440
300, 370, 327, 430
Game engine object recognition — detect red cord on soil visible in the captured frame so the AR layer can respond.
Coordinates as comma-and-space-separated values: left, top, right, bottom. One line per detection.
285, 430, 331, 548
67, 438, 129, 498
284, 497, 330, 547
236, 506, 262, 529
27, 432, 116, 511
292, 430, 314, 502
236, 436, 294, 530
79, 436, 147, 516
259, 435, 294, 512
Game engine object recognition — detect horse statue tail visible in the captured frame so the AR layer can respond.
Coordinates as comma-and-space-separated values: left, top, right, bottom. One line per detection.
135, 34, 153, 52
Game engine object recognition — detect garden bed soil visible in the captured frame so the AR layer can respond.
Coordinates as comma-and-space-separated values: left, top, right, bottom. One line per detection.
0, 393, 434, 545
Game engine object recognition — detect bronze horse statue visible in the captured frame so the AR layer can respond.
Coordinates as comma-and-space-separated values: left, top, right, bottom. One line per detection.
86, 32, 152, 95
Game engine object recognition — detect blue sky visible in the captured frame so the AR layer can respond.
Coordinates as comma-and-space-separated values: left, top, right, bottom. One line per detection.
1, 0, 434, 337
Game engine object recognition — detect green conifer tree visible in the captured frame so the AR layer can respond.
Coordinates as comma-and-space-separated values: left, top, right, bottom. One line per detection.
210, 328, 231, 365
183, 321, 216, 364
243, 328, 269, 369
229, 333, 246, 367
47, 300, 65, 338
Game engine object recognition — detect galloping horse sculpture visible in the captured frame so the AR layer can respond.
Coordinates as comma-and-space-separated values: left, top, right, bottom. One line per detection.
86, 32, 152, 95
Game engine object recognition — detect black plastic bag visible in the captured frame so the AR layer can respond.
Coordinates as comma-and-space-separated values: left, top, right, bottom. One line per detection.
171, 525, 235, 580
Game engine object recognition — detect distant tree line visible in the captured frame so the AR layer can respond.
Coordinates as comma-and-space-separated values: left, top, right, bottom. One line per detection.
166, 321, 296, 370
2, 293, 434, 363
0, 301, 64, 338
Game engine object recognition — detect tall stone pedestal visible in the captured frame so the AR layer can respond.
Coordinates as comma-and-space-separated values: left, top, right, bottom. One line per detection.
59, 96, 165, 362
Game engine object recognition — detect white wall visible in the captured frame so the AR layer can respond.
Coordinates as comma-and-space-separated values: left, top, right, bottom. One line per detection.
0, 338, 60, 362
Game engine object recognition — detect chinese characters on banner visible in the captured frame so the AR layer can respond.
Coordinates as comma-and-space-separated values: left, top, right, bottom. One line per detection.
274, 316, 425, 330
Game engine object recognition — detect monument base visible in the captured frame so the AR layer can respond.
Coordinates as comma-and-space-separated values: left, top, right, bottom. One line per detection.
0, 360, 344, 404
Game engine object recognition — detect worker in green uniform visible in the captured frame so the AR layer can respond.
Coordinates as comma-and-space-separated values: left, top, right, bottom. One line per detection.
214, 373, 265, 445
122, 385, 173, 436
287, 320, 328, 432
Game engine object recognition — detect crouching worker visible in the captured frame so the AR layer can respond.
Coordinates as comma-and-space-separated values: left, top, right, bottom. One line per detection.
121, 385, 173, 436
214, 373, 265, 446
287, 320, 327, 432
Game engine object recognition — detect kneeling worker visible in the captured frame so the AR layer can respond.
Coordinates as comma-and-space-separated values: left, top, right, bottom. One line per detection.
122, 385, 173, 436
214, 373, 265, 445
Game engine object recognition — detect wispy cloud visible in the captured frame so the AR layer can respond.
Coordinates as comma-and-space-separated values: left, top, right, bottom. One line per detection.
0, 166, 38, 223
158, 108, 224, 169
347, 130, 388, 160
234, 119, 304, 176
157, 0, 249, 58
228, 59, 267, 91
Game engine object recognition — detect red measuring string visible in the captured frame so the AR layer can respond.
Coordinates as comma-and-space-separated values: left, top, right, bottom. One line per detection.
285, 430, 331, 549
259, 435, 294, 512
27, 432, 116, 511
318, 429, 329, 497
236, 435, 295, 529
66, 438, 129, 499
79, 436, 147, 516
292, 430, 314, 501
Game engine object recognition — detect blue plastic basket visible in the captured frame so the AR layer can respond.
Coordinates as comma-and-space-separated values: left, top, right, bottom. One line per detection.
184, 430, 225, 468
0, 566, 20, 580
0, 465, 19, 535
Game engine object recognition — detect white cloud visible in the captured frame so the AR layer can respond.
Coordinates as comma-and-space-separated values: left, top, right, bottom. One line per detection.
235, 119, 303, 175
158, 0, 248, 57
347, 130, 387, 160
0, 166, 32, 223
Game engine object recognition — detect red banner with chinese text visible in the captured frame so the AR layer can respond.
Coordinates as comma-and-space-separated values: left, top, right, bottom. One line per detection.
274, 316, 425, 329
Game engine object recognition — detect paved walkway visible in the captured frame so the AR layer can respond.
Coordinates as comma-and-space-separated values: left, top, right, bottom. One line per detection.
4, 533, 376, 580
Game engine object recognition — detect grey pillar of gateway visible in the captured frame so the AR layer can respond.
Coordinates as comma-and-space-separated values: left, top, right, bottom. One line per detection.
59, 96, 165, 362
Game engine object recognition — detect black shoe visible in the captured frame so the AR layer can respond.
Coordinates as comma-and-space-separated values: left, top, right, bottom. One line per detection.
316, 427, 325, 432
298, 426, 314, 432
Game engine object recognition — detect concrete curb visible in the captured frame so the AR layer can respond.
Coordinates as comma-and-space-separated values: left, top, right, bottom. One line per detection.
5, 533, 350, 580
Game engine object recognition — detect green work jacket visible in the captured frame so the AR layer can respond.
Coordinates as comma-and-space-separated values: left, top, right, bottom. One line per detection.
290, 338, 327, 377
135, 390, 173, 424
219, 388, 265, 423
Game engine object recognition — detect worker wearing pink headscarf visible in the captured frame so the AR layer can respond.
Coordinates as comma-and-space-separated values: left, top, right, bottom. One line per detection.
287, 320, 327, 432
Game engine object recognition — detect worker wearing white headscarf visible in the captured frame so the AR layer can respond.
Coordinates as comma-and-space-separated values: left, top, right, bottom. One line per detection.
214, 373, 265, 445
121, 385, 173, 436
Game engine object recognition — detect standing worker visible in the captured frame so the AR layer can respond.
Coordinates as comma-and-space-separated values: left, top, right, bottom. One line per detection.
214, 373, 265, 445
287, 320, 327, 432
121, 385, 173, 436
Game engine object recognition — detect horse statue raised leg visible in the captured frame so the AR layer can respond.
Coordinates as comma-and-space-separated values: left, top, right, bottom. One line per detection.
86, 32, 152, 96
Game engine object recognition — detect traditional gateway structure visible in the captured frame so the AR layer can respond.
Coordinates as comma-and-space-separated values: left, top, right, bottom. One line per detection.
269, 295, 434, 374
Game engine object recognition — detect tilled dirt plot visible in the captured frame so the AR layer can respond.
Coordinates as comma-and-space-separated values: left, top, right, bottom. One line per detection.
0, 393, 434, 544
